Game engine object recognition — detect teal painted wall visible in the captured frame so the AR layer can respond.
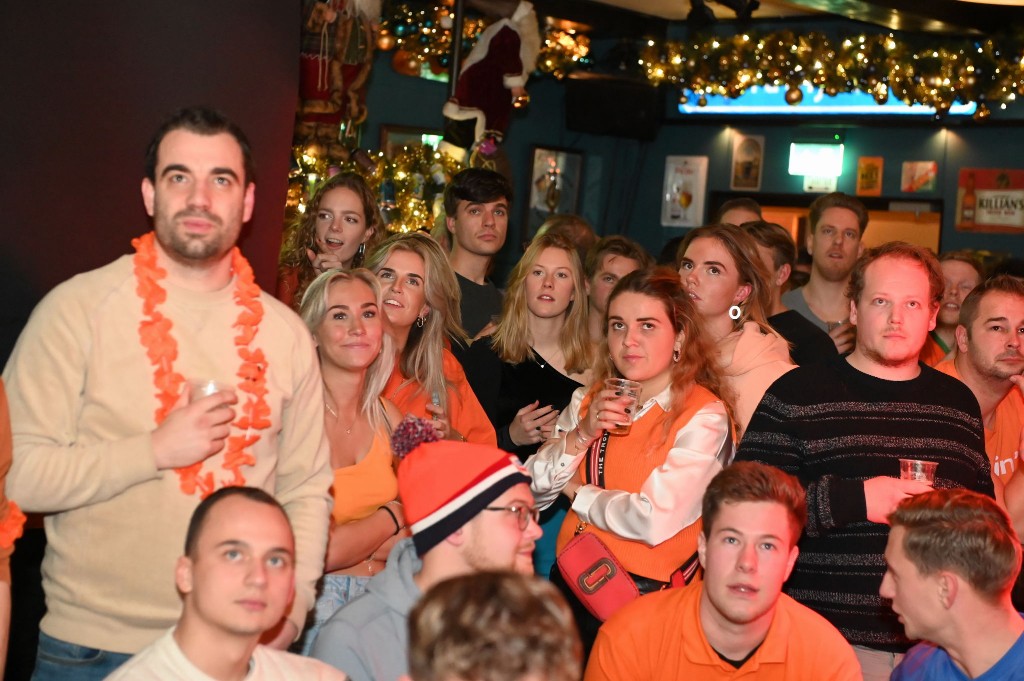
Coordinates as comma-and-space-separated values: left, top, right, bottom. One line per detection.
362, 48, 1024, 281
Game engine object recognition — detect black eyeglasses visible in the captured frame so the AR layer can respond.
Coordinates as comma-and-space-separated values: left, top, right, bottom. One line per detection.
483, 504, 540, 530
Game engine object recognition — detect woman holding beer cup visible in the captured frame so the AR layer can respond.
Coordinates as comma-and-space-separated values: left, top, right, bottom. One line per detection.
526, 268, 733, 655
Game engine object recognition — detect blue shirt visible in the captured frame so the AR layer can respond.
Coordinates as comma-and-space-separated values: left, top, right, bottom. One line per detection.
892, 621, 1024, 680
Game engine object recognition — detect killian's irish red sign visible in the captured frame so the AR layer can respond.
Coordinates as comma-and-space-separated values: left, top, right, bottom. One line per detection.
956, 168, 1024, 233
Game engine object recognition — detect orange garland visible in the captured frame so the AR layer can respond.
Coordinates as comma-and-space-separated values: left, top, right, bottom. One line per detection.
132, 232, 271, 498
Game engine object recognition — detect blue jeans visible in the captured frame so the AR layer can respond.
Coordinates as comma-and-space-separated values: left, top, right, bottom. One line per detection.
298, 573, 371, 655
31, 632, 134, 681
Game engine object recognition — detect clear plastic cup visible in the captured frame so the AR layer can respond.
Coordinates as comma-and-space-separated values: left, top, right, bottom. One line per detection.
899, 458, 937, 486
188, 379, 235, 404
604, 378, 641, 435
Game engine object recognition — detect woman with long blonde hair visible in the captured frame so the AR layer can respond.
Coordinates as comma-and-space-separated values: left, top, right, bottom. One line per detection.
462, 233, 593, 576
527, 268, 733, 655
365, 232, 496, 445
677, 223, 794, 436
298, 268, 404, 651
277, 172, 384, 309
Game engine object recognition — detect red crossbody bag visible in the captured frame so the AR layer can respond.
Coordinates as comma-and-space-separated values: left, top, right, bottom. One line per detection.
555, 432, 700, 621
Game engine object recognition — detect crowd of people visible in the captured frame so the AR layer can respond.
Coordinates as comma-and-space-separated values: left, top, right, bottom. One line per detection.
1, 105, 1022, 681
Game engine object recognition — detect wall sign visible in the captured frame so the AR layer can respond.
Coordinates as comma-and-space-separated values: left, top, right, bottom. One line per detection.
956, 168, 1024, 233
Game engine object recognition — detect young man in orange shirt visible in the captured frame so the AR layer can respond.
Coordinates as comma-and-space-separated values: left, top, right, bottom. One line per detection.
586, 462, 859, 680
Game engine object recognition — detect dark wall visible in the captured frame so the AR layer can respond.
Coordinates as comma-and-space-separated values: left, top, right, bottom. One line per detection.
0, 1, 300, 365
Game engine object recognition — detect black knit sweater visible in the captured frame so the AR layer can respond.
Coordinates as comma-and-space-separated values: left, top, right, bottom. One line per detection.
737, 354, 994, 652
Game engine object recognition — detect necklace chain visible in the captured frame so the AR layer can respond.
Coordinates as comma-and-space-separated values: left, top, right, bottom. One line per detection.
324, 397, 355, 434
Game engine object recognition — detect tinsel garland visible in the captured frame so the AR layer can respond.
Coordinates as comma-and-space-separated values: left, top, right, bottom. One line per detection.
288, 144, 464, 235
641, 32, 1024, 118
375, 0, 1024, 115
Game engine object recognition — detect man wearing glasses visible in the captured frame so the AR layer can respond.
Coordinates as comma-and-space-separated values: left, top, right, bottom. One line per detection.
312, 418, 542, 681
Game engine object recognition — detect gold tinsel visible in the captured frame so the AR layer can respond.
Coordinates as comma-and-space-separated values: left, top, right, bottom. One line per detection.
288, 143, 463, 235
536, 27, 592, 79
642, 32, 1024, 116
375, 0, 1024, 115
377, 2, 486, 74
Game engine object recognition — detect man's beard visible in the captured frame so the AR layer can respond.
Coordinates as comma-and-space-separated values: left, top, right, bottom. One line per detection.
155, 209, 234, 266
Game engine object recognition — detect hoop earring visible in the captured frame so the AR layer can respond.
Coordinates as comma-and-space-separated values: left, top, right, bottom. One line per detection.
355, 242, 366, 263
416, 316, 425, 328
728, 305, 742, 321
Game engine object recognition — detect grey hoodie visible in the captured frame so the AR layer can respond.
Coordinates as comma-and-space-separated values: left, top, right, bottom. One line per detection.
310, 538, 423, 681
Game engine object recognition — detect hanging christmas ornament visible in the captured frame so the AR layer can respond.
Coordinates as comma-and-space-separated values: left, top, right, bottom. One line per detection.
392, 49, 421, 77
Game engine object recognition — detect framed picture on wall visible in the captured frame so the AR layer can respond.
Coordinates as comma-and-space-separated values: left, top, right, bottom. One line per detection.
529, 146, 583, 215
856, 157, 884, 197
731, 134, 764, 191
661, 156, 709, 227
901, 161, 938, 193
379, 125, 443, 159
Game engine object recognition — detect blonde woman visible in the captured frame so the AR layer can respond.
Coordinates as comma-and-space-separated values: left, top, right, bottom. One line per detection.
278, 172, 383, 309
298, 268, 404, 651
365, 232, 496, 445
677, 223, 795, 436
463, 233, 591, 456
462, 233, 592, 576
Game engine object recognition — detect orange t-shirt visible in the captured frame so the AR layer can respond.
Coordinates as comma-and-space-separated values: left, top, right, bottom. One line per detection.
919, 333, 950, 367
586, 581, 861, 681
935, 359, 1021, 485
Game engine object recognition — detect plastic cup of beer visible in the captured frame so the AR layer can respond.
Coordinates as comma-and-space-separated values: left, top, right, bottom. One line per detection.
604, 378, 641, 435
899, 458, 937, 486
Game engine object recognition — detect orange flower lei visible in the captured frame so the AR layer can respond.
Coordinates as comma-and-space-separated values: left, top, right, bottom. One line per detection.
132, 231, 271, 498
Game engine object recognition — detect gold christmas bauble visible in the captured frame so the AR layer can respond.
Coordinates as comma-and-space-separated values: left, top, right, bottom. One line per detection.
392, 50, 421, 77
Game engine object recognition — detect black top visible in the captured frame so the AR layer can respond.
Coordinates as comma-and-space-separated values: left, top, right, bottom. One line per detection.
461, 336, 582, 460
768, 309, 836, 366
456, 273, 503, 338
737, 354, 993, 652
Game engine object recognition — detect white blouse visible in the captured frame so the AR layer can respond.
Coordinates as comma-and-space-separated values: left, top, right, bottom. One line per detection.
525, 385, 733, 547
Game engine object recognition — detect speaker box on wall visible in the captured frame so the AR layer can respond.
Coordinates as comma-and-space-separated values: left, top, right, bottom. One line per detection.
565, 75, 664, 141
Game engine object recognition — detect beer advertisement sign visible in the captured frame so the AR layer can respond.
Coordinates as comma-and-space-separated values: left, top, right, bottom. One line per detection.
956, 168, 1024, 233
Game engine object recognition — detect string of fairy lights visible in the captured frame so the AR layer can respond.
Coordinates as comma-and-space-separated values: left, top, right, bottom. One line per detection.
289, 1, 1024, 234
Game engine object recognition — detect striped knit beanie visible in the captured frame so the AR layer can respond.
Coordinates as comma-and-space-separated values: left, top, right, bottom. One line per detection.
393, 417, 531, 556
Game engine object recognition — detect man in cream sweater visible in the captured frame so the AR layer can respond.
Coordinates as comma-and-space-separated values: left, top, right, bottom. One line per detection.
3, 106, 331, 679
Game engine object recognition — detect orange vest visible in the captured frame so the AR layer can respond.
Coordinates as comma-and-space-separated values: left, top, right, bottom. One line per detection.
556, 385, 719, 581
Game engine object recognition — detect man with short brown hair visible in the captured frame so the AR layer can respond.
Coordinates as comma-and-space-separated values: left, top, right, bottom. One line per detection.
935, 274, 1024, 495
782, 192, 868, 353
582, 236, 652, 344
108, 487, 345, 681
586, 462, 859, 680
882, 489, 1024, 680
4, 106, 330, 680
